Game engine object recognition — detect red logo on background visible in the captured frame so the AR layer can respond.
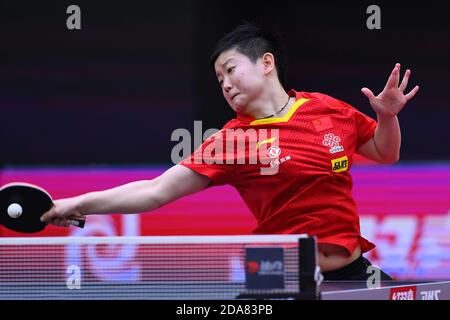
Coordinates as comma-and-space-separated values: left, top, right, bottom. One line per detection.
390, 286, 417, 300
246, 261, 260, 274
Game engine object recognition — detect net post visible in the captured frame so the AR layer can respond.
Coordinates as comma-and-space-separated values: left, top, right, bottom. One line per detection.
298, 236, 319, 299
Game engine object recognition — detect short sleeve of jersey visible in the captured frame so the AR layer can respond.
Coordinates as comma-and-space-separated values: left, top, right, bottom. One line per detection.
179, 122, 238, 186
353, 108, 377, 147
314, 92, 377, 147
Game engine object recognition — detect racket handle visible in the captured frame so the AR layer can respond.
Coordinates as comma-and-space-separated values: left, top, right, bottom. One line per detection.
68, 218, 85, 228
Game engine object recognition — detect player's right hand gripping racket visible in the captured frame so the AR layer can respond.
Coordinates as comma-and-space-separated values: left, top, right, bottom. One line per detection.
0, 182, 85, 233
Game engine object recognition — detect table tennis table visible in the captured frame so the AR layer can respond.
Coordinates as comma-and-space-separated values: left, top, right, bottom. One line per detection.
320, 280, 450, 300
1, 280, 449, 300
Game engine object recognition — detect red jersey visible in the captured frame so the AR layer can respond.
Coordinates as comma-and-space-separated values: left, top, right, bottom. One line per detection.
181, 90, 377, 255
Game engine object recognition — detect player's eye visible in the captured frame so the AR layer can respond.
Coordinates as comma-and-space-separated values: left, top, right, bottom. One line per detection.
218, 79, 223, 86
227, 66, 235, 73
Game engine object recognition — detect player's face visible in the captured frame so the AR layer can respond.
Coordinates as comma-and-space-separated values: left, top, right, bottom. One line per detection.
214, 48, 265, 114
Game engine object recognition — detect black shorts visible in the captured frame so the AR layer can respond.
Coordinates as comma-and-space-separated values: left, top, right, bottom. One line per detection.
322, 255, 393, 281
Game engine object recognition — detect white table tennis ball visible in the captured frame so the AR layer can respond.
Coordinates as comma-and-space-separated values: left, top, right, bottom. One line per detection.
7, 203, 22, 219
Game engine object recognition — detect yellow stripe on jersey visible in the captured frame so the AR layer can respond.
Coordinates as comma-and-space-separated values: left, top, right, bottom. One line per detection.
250, 98, 310, 126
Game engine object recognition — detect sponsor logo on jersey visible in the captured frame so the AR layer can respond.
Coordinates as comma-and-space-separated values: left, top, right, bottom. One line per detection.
323, 133, 344, 154
256, 137, 277, 150
267, 146, 281, 158
331, 156, 349, 173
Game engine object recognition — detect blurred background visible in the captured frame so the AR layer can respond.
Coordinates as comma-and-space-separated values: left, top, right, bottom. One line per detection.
1, 0, 449, 280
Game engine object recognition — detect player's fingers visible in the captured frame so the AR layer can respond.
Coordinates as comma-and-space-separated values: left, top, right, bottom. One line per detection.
399, 69, 411, 92
384, 63, 400, 90
51, 218, 61, 226
40, 207, 55, 222
61, 219, 71, 227
54, 218, 69, 227
361, 87, 376, 100
405, 85, 420, 100
394, 63, 401, 87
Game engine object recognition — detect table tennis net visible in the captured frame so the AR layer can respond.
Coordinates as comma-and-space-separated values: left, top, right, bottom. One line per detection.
0, 235, 308, 300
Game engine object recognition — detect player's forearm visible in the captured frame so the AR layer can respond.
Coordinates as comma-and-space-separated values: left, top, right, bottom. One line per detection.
373, 113, 401, 163
77, 179, 163, 215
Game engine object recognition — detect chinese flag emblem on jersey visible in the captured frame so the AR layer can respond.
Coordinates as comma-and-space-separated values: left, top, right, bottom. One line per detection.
312, 116, 333, 132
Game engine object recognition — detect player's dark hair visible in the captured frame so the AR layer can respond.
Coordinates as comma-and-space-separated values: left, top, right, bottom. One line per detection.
210, 22, 288, 88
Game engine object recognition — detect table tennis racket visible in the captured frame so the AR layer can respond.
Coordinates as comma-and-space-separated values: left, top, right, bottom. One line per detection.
0, 182, 85, 233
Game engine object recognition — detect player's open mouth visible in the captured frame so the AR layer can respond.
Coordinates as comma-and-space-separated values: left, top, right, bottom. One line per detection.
231, 93, 239, 100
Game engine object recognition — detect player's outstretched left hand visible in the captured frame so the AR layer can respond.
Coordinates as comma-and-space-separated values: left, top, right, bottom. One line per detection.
361, 63, 419, 116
